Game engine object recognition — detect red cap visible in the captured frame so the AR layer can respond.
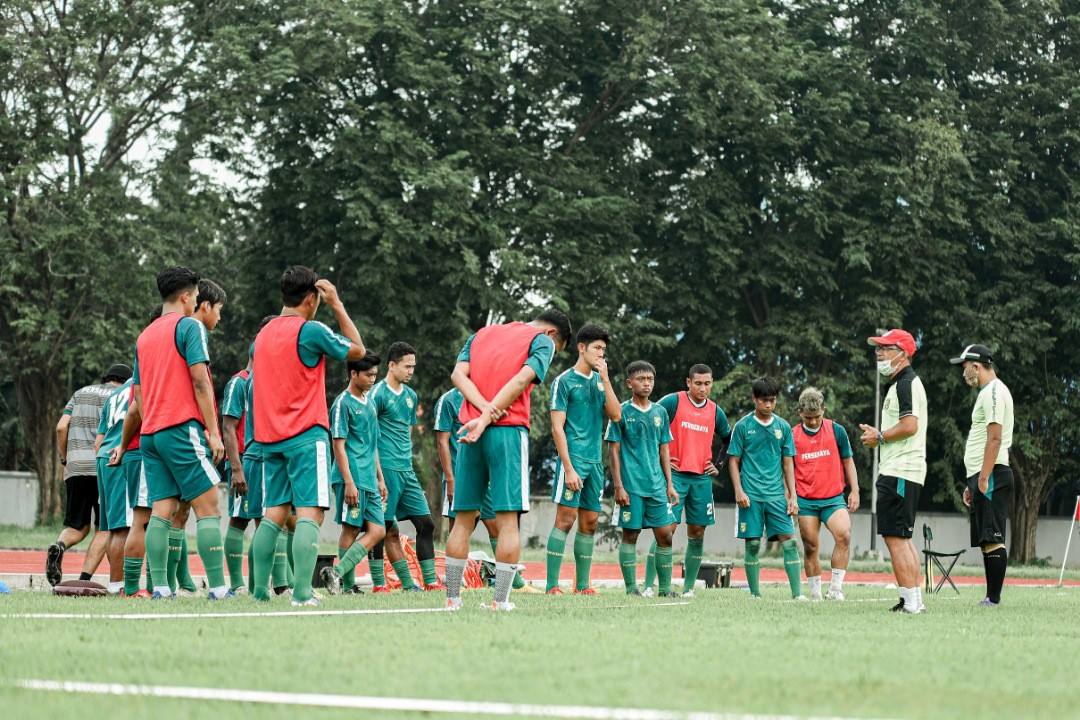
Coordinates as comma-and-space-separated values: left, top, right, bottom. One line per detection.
868, 329, 916, 356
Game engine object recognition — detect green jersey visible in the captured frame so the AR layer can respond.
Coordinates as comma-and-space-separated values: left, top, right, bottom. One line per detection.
433, 388, 464, 481
605, 400, 672, 498
330, 389, 380, 491
964, 378, 1013, 477
728, 413, 795, 502
370, 379, 417, 471
878, 366, 928, 485
551, 368, 608, 463
95, 380, 132, 459
241, 369, 261, 461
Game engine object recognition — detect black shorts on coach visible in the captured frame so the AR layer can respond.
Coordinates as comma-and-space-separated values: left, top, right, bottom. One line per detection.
63, 475, 100, 529
875, 475, 920, 538
969, 465, 1012, 547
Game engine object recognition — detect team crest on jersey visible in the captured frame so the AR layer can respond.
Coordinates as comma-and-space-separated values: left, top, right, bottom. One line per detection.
564, 489, 574, 501
406, 398, 414, 409
653, 416, 662, 427
597, 382, 604, 391
774, 429, 782, 439
350, 507, 360, 520
622, 510, 631, 523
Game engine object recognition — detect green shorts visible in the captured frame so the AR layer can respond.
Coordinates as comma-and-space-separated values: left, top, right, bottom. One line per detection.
442, 479, 495, 519
228, 457, 265, 520
671, 472, 715, 527
614, 493, 675, 530
140, 422, 221, 504
453, 425, 529, 514
263, 433, 332, 509
123, 450, 148, 509
333, 484, 385, 528
551, 458, 604, 513
797, 494, 847, 524
736, 498, 794, 539
383, 467, 431, 521
96, 457, 131, 531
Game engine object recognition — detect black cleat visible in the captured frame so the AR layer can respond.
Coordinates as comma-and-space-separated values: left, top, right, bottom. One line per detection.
320, 566, 342, 596
45, 543, 64, 586
344, 586, 365, 595
658, 591, 681, 598
627, 589, 643, 597
889, 598, 906, 612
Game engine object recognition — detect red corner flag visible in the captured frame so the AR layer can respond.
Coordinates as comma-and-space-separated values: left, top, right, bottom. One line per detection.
1074, 497, 1080, 521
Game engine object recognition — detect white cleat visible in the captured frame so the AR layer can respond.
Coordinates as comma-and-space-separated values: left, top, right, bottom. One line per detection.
481, 600, 516, 612
291, 596, 319, 607
641, 587, 654, 597
809, 593, 824, 602
681, 590, 695, 598
826, 589, 845, 601
445, 597, 462, 612
794, 595, 811, 602
176, 588, 203, 598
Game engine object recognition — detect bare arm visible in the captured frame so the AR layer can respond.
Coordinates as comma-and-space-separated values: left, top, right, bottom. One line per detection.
860, 416, 918, 447
595, 358, 622, 422
333, 437, 358, 505
729, 455, 748, 508
843, 456, 860, 512
190, 363, 224, 464
375, 451, 387, 502
222, 416, 246, 495
609, 441, 628, 506
56, 415, 70, 464
782, 456, 797, 515
660, 444, 677, 504
315, 279, 365, 360
550, 410, 582, 491
452, 361, 491, 417
94, 432, 104, 455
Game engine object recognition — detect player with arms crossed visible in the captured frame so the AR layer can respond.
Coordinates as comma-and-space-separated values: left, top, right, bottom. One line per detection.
728, 377, 805, 600
444, 309, 572, 611
249, 266, 366, 606
545, 323, 622, 595
792, 387, 859, 601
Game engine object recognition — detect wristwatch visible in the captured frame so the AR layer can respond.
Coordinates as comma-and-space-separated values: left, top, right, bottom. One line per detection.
877, 432, 886, 446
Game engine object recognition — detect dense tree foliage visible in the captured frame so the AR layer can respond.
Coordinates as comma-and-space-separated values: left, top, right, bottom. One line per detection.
3, 0, 1076, 560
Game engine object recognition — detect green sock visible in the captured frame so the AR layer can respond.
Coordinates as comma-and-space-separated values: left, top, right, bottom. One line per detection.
745, 540, 761, 597
512, 568, 525, 589
683, 538, 705, 594
619, 541, 638, 593
224, 526, 246, 591
271, 532, 288, 589
573, 532, 595, 591
419, 558, 438, 586
545, 528, 568, 591
290, 518, 321, 603
655, 545, 674, 594
285, 531, 295, 588
251, 519, 282, 601
195, 517, 226, 591
782, 538, 803, 598
392, 559, 416, 589
336, 546, 359, 590
123, 556, 143, 596
489, 537, 499, 558
247, 540, 256, 594
145, 559, 153, 590
145, 516, 172, 592
370, 554, 386, 587
643, 540, 657, 591
178, 534, 197, 592
167, 528, 183, 592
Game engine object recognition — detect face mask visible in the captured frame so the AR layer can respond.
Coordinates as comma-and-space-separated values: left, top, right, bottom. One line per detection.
877, 356, 900, 377
963, 365, 980, 387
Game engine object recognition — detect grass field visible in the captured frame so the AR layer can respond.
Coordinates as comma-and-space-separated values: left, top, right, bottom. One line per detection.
2, 583, 1079, 720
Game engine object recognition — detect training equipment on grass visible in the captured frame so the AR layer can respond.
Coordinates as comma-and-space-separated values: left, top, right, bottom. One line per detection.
52, 580, 107, 597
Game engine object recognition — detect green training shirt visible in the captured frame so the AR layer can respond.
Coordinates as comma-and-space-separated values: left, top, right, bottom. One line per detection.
330, 389, 380, 491
551, 368, 607, 464
605, 400, 672, 498
370, 379, 418, 471
728, 412, 795, 502
964, 378, 1014, 477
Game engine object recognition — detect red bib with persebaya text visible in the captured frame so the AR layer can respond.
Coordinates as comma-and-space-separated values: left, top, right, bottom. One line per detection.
668, 392, 717, 474
792, 418, 844, 499
459, 322, 544, 430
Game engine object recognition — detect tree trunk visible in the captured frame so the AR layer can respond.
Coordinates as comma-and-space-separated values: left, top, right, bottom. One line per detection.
14, 368, 67, 524
1009, 452, 1053, 564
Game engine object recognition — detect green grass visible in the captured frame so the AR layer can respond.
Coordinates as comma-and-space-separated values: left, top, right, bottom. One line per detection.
1, 584, 1079, 719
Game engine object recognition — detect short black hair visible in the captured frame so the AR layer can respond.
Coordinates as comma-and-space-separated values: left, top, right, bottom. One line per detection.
534, 308, 572, 347
752, 377, 780, 399
625, 360, 656, 378
260, 315, 277, 328
687, 363, 712, 379
280, 266, 319, 308
196, 278, 227, 308
348, 352, 382, 374
156, 266, 199, 302
387, 342, 416, 364
576, 323, 610, 348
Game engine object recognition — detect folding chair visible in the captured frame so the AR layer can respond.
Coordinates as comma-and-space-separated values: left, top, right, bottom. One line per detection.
922, 524, 964, 595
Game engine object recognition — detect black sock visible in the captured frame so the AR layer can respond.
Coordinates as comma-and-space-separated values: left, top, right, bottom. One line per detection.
984, 548, 1008, 603
410, 515, 436, 561
56, 541, 67, 551
79, 572, 92, 581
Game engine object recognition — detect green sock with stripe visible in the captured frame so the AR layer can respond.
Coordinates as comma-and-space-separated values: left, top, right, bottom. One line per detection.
195, 517, 227, 591
419, 558, 438, 586
224, 525, 246, 591
251, 519, 282, 601
683, 537, 704, 594
643, 540, 657, 591
782, 538, 803, 598
247, 540, 256, 594
392, 559, 416, 589
545, 528, 567, 591
336, 546, 360, 590
166, 528, 183, 592
177, 533, 197, 592
655, 545, 674, 594
123, 556, 143, 596
573, 532, 595, 591
271, 532, 288, 589
290, 518, 321, 603
284, 531, 295, 588
370, 554, 386, 587
745, 540, 761, 597
619, 541, 638, 593
145, 516, 172, 593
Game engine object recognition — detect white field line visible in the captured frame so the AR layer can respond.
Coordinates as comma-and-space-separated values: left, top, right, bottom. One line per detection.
15, 679, 897, 720
0, 601, 691, 621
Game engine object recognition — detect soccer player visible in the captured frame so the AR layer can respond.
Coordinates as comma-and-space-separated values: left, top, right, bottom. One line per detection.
168, 278, 227, 597
92, 364, 135, 594
221, 346, 254, 593
369, 342, 442, 591
607, 361, 679, 597
444, 309, 572, 611
952, 344, 1013, 606
249, 266, 365, 606
545, 323, 621, 595
46, 366, 119, 586
792, 387, 859, 601
321, 353, 389, 595
114, 266, 230, 600
728, 377, 804, 600
860, 329, 927, 614
435, 386, 465, 533
641, 363, 732, 597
